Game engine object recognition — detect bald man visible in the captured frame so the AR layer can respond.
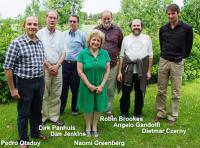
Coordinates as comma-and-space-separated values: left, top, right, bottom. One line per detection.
118, 19, 153, 118
95, 10, 123, 116
4, 16, 48, 147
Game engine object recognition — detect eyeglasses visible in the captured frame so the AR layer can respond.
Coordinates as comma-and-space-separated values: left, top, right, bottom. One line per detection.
69, 20, 77, 23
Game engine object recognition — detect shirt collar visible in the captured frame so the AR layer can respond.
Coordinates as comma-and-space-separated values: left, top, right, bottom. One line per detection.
86, 48, 104, 56
167, 21, 182, 29
24, 34, 39, 43
100, 24, 114, 30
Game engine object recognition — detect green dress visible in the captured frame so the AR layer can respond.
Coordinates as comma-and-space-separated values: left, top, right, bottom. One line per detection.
77, 48, 110, 113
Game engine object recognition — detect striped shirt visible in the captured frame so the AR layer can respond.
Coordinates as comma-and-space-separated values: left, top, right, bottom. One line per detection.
3, 34, 45, 79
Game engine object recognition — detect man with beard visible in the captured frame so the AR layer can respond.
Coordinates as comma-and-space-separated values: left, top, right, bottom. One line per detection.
95, 10, 123, 116
117, 19, 153, 117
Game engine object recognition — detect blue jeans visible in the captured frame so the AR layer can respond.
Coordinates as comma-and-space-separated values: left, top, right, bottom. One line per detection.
16, 76, 44, 141
60, 60, 80, 114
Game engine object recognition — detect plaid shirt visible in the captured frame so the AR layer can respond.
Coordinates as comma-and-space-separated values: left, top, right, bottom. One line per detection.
3, 34, 45, 79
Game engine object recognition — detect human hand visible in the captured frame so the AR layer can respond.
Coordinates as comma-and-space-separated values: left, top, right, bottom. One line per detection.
96, 85, 103, 94
11, 89, 20, 100
117, 72, 122, 82
88, 84, 97, 92
147, 72, 151, 80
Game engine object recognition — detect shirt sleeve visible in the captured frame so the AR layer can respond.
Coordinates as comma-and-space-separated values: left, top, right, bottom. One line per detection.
77, 50, 84, 63
3, 40, 19, 70
119, 38, 126, 58
184, 26, 193, 58
82, 32, 87, 49
105, 50, 111, 62
147, 36, 153, 58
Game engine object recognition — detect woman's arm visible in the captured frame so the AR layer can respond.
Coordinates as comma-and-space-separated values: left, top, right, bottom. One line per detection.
96, 62, 110, 94
77, 62, 97, 92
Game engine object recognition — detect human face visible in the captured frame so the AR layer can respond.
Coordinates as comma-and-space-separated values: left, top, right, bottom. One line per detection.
101, 12, 112, 29
68, 16, 78, 32
89, 35, 101, 51
46, 11, 58, 30
131, 20, 142, 36
24, 16, 38, 39
167, 10, 179, 24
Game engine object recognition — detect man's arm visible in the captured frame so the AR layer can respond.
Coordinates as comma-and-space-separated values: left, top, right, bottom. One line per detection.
117, 58, 123, 82
4, 69, 20, 99
184, 26, 193, 58
147, 58, 153, 80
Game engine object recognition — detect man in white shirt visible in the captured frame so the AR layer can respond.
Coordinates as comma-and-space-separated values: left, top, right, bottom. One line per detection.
37, 10, 66, 126
118, 19, 153, 117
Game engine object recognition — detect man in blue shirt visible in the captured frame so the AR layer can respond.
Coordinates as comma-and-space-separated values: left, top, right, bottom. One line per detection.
60, 15, 87, 115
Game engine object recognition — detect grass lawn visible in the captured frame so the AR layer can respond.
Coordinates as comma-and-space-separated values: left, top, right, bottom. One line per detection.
0, 79, 199, 148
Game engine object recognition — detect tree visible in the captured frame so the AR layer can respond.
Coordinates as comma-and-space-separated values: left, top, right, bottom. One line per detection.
0, 19, 19, 103
23, 0, 46, 28
45, 0, 83, 28
181, 0, 200, 34
119, 0, 172, 36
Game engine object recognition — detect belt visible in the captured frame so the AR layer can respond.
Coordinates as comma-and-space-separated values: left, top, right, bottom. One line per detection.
65, 60, 77, 64
161, 56, 182, 62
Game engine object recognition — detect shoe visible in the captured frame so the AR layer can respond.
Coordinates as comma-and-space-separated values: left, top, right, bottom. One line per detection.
20, 144, 28, 148
85, 130, 91, 137
71, 112, 79, 116
154, 116, 162, 122
168, 120, 176, 126
33, 134, 48, 141
91, 131, 99, 137
106, 111, 113, 117
121, 114, 129, 118
49, 120, 64, 126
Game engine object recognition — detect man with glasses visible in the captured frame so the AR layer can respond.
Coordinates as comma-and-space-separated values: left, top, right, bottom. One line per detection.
60, 15, 87, 115
95, 10, 123, 116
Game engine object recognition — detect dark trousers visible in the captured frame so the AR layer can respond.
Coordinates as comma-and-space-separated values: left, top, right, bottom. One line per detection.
60, 60, 80, 114
120, 74, 143, 116
16, 76, 44, 141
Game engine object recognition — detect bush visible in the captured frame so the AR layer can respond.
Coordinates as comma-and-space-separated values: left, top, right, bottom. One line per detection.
0, 19, 19, 103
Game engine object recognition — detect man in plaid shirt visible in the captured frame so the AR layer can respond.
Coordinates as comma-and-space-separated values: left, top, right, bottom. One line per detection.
4, 16, 48, 148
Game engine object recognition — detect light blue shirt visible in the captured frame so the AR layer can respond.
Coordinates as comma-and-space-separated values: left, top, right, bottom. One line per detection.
63, 29, 87, 61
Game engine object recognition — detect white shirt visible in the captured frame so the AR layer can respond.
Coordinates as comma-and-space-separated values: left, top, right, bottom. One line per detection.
120, 33, 153, 73
37, 27, 66, 64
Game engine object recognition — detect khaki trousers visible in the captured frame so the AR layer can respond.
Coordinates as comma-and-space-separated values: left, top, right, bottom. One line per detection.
156, 57, 184, 121
107, 65, 118, 112
42, 67, 62, 122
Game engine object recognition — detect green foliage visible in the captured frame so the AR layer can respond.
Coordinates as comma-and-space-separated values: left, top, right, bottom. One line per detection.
23, 0, 46, 28
183, 34, 200, 80
45, 0, 83, 28
0, 79, 200, 147
181, 0, 200, 34
0, 19, 19, 103
119, 0, 172, 36
119, 0, 200, 82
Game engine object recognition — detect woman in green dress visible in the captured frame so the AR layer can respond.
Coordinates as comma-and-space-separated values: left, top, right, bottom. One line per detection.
77, 30, 110, 137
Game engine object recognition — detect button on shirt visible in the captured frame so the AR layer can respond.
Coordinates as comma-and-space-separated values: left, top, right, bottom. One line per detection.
159, 21, 193, 59
120, 33, 153, 73
37, 27, 66, 64
63, 30, 87, 61
3, 35, 45, 79
95, 24, 123, 67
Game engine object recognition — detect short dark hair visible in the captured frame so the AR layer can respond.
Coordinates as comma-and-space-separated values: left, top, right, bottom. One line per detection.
69, 15, 79, 23
166, 4, 180, 14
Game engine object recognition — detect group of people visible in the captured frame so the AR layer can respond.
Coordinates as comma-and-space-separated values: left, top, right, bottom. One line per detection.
3, 3, 193, 147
